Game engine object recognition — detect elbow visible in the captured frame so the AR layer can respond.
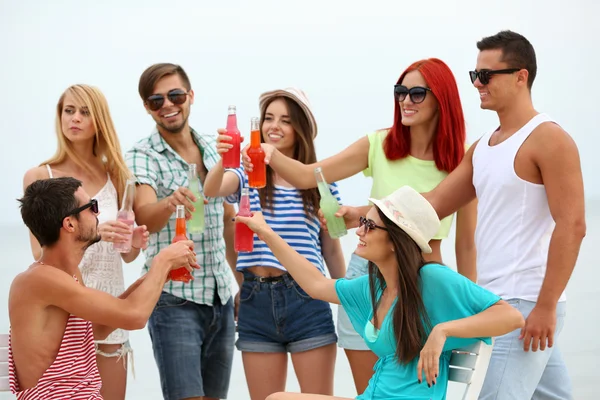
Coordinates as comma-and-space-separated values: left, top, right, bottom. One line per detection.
203, 185, 219, 198
557, 217, 586, 242
126, 311, 148, 330
502, 302, 525, 332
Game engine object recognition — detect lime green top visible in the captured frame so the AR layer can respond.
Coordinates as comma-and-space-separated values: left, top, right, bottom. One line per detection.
363, 130, 455, 240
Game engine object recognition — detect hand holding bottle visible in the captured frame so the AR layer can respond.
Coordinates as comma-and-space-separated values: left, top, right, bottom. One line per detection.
216, 128, 245, 157
318, 205, 361, 233
242, 142, 276, 172
235, 211, 271, 238
165, 187, 208, 220
131, 225, 150, 250
99, 220, 134, 243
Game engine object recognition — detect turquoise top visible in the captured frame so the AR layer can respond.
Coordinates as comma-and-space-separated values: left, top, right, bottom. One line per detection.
335, 263, 501, 399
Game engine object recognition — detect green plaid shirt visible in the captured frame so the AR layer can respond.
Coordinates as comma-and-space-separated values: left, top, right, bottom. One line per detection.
125, 128, 233, 305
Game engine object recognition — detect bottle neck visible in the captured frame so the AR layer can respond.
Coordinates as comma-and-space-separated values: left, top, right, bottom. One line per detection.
226, 114, 238, 131
250, 130, 261, 147
175, 217, 187, 236
120, 185, 135, 210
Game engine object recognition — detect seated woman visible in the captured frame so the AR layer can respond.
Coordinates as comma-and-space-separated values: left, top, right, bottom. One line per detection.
235, 185, 524, 400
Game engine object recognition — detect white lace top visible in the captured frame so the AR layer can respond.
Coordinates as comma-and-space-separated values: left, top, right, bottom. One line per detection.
46, 165, 128, 345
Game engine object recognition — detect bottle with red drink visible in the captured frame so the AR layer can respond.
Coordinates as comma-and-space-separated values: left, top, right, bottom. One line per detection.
169, 205, 194, 283
247, 117, 266, 188
222, 105, 241, 168
235, 188, 254, 252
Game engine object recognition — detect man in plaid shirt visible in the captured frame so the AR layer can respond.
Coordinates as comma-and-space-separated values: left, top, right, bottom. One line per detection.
126, 63, 237, 400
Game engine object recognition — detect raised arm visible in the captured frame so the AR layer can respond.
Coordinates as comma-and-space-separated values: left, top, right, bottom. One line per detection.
28, 241, 196, 331
320, 230, 346, 279
244, 136, 370, 190
203, 129, 244, 198
237, 212, 340, 304
424, 140, 479, 220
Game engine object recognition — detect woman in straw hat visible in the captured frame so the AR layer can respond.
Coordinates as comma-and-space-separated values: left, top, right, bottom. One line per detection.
22, 84, 149, 399
242, 58, 477, 393
235, 185, 524, 400
204, 88, 346, 400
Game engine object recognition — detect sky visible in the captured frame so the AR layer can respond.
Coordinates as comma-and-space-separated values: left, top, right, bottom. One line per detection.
0, 0, 597, 225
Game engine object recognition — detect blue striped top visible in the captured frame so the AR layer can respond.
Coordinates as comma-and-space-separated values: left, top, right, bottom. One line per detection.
225, 167, 342, 275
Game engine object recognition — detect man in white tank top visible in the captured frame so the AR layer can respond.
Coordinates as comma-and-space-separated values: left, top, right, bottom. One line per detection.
425, 31, 585, 399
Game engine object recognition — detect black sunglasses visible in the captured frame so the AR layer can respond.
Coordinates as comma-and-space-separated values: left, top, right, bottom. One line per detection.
359, 216, 388, 234
146, 89, 189, 111
469, 68, 520, 85
64, 199, 99, 219
394, 85, 432, 104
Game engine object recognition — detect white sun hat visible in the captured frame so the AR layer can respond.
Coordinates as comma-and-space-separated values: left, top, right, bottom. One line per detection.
368, 186, 440, 253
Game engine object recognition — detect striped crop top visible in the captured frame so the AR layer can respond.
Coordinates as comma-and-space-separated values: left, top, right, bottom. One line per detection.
226, 167, 342, 275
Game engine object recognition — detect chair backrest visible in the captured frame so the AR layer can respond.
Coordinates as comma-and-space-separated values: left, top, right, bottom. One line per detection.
448, 340, 494, 400
0, 333, 9, 392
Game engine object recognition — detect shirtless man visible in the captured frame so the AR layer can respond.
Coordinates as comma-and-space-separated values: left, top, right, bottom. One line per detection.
8, 177, 197, 399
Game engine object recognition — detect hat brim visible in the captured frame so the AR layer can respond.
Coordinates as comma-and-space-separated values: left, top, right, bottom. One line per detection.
368, 198, 433, 254
258, 89, 318, 139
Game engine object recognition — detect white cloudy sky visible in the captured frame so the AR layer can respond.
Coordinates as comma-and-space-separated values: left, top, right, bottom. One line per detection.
1, 0, 597, 225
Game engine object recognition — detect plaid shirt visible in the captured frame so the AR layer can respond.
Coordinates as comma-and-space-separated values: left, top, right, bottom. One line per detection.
125, 128, 233, 306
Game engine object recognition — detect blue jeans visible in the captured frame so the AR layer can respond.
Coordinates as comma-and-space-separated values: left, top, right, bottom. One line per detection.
148, 291, 235, 400
479, 299, 571, 400
236, 270, 337, 353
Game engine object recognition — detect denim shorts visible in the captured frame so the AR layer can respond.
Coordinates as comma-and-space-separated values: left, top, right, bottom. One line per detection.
337, 253, 370, 350
148, 291, 235, 400
236, 269, 337, 353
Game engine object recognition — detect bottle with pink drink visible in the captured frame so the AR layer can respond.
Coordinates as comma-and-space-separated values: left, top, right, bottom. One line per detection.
222, 105, 241, 168
113, 178, 136, 253
234, 187, 254, 252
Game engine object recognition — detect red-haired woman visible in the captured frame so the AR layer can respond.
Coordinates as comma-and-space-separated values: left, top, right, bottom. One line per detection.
242, 58, 477, 395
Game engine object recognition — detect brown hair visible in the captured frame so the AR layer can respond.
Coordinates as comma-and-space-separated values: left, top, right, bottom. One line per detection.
138, 63, 192, 101
368, 207, 433, 364
258, 96, 320, 216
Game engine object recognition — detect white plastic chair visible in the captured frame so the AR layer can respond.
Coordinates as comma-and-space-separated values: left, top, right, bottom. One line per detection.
0, 333, 9, 392
448, 340, 494, 400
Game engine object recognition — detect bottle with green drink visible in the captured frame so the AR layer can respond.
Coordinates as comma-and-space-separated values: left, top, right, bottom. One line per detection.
314, 167, 347, 239
187, 163, 205, 234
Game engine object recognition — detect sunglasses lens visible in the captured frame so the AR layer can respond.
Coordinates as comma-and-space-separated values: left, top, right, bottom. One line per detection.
91, 200, 99, 214
394, 86, 408, 102
168, 91, 188, 105
410, 88, 427, 104
146, 95, 164, 111
469, 71, 477, 84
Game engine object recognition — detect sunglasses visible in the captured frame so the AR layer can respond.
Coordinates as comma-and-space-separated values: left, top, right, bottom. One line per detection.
145, 89, 189, 111
468, 68, 520, 85
359, 216, 388, 234
64, 199, 99, 219
394, 85, 432, 104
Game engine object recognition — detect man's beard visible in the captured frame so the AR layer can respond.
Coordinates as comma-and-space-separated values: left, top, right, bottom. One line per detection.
77, 232, 101, 252
157, 113, 189, 134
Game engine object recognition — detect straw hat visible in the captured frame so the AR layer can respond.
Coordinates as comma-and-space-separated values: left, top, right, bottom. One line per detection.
258, 87, 318, 139
368, 186, 440, 253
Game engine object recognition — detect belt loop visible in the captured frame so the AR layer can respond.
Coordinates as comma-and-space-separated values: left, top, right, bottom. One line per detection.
283, 273, 293, 288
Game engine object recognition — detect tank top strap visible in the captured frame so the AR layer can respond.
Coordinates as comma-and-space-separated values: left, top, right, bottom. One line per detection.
45, 164, 54, 178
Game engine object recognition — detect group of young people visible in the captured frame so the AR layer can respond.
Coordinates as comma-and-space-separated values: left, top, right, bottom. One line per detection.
7, 28, 585, 400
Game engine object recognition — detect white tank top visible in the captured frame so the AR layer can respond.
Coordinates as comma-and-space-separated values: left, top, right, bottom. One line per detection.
46, 165, 128, 344
472, 114, 566, 302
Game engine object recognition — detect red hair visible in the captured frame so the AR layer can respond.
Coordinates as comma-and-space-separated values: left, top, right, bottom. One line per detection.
384, 58, 466, 173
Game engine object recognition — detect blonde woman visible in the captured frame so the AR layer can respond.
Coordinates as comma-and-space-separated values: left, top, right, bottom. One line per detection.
23, 84, 149, 400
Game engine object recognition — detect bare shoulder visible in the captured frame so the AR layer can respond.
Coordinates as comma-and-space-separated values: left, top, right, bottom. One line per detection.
23, 166, 50, 188
11, 265, 78, 306
530, 121, 578, 155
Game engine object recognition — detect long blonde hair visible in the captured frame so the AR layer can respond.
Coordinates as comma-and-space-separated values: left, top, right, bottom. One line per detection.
42, 84, 131, 204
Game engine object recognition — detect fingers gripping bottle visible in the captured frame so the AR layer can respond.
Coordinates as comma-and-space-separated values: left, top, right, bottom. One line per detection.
169, 205, 194, 283
315, 167, 347, 239
234, 188, 254, 252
